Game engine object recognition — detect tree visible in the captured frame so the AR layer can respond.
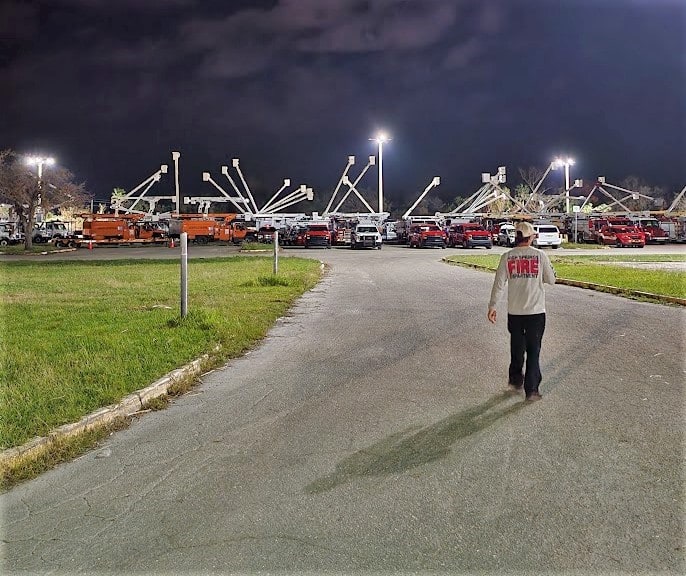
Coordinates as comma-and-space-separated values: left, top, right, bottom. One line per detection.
618, 176, 665, 212
518, 166, 550, 195
0, 149, 89, 249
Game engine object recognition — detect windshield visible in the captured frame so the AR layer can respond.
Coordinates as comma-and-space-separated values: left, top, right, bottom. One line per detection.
537, 226, 558, 234
358, 227, 377, 233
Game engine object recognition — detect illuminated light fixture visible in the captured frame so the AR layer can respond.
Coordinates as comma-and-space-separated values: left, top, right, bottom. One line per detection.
369, 131, 391, 213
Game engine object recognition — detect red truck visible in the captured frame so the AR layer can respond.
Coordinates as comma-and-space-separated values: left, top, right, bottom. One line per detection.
575, 216, 631, 244
446, 223, 492, 249
408, 224, 446, 248
597, 225, 645, 247
627, 216, 668, 244
304, 222, 332, 248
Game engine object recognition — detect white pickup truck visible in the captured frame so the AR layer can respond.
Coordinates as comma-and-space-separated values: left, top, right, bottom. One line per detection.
351, 222, 382, 250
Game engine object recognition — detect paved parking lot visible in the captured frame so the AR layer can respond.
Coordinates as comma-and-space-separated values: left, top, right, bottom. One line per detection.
2, 242, 685, 574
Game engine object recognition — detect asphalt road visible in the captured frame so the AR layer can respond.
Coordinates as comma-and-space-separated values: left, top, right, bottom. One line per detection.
2, 244, 685, 574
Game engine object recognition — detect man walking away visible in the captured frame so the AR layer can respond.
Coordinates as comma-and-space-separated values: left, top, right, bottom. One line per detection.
487, 221, 556, 401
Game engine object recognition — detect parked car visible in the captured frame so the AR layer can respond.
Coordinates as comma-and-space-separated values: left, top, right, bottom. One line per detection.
598, 225, 645, 248
351, 222, 382, 250
408, 224, 446, 248
497, 223, 516, 247
32, 220, 69, 243
282, 225, 307, 247
304, 222, 332, 248
447, 223, 492, 249
532, 224, 562, 249
0, 222, 24, 246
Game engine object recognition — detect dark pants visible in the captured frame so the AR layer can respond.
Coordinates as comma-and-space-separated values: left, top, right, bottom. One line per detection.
507, 313, 546, 396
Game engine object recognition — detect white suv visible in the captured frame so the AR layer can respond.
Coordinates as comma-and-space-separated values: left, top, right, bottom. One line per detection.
532, 224, 562, 249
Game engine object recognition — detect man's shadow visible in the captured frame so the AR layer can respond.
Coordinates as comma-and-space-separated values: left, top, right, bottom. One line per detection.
305, 391, 526, 494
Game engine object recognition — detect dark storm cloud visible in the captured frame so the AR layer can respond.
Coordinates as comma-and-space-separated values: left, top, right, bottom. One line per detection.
179, 0, 486, 79
0, 1, 38, 43
53, 0, 193, 9
2, 0, 684, 202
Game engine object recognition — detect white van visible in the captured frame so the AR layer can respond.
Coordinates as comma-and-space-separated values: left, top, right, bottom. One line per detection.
532, 224, 562, 249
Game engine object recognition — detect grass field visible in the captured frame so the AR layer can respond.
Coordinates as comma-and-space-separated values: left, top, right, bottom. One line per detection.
2, 250, 685, 486
0, 256, 322, 450
444, 253, 686, 299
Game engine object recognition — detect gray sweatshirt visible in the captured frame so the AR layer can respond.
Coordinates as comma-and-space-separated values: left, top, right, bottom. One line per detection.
488, 245, 556, 315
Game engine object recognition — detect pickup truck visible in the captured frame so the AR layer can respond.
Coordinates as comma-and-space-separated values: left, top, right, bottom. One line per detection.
32, 221, 69, 243
304, 222, 332, 248
0, 222, 24, 246
408, 224, 446, 248
447, 223, 492, 249
497, 223, 516, 246
351, 223, 382, 249
598, 225, 645, 248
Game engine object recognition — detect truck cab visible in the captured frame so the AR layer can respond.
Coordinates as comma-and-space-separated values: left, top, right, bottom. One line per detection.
32, 221, 69, 243
628, 217, 668, 244
447, 223, 492, 249
497, 223, 516, 246
408, 224, 446, 249
599, 225, 645, 247
0, 222, 24, 246
351, 222, 382, 249
304, 222, 331, 248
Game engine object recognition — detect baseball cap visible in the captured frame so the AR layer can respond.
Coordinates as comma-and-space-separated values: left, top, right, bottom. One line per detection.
515, 221, 535, 238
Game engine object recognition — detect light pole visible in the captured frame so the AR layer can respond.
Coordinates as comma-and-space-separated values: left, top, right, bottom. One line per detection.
370, 132, 390, 213
553, 156, 575, 213
26, 155, 56, 183
26, 156, 56, 212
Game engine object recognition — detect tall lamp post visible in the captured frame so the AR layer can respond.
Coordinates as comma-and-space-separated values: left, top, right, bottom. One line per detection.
26, 156, 56, 217
553, 156, 575, 213
370, 132, 390, 213
26, 155, 56, 184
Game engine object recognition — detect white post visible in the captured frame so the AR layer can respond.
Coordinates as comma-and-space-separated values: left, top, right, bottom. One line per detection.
565, 164, 571, 214
273, 230, 279, 275
172, 151, 181, 215
180, 232, 188, 318
378, 139, 384, 213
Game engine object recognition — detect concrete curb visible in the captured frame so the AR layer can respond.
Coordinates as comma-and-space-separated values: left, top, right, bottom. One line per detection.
0, 354, 211, 468
443, 259, 686, 307
0, 247, 77, 256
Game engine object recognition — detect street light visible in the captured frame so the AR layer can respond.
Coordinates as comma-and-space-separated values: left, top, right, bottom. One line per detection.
26, 156, 56, 181
26, 156, 56, 211
553, 157, 575, 213
369, 132, 390, 213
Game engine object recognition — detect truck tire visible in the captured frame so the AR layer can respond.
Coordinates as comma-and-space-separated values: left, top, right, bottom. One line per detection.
0, 239, 8, 246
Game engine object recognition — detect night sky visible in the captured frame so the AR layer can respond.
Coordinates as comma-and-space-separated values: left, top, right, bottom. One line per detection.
2, 0, 685, 210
